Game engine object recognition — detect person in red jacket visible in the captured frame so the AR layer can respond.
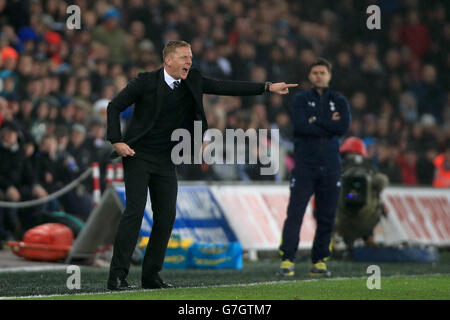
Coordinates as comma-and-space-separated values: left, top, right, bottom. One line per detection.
399, 11, 431, 62
396, 148, 418, 185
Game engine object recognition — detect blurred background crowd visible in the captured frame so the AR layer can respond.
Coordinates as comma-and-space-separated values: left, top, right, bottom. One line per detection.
0, 0, 449, 238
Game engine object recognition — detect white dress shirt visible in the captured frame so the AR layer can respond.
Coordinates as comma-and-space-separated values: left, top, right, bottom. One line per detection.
164, 68, 181, 89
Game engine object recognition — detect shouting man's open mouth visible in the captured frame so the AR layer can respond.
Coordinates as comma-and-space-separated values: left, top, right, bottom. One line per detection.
181, 67, 189, 77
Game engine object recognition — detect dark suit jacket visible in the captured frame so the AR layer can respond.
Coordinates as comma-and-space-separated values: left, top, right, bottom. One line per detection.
106, 67, 266, 158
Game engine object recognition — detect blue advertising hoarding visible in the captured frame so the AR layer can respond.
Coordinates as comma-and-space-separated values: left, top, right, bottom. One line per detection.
115, 185, 237, 243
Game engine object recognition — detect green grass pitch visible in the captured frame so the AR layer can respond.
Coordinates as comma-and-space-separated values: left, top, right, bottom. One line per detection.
1, 251, 450, 300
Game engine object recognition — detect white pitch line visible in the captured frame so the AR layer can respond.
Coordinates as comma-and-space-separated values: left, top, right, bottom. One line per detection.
0, 278, 356, 300
0, 273, 445, 300
0, 265, 69, 273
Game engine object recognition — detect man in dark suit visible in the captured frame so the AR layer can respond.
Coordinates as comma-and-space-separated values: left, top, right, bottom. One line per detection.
106, 40, 297, 290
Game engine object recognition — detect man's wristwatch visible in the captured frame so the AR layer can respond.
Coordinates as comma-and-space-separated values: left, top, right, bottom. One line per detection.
265, 81, 272, 92
308, 116, 317, 124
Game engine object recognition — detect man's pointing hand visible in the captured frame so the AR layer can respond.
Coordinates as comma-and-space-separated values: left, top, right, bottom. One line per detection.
269, 82, 299, 95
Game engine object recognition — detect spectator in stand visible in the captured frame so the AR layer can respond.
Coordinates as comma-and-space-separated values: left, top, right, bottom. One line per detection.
249, 103, 270, 131
16, 97, 34, 131
332, 50, 360, 97
93, 98, 109, 123
35, 133, 93, 220
92, 8, 128, 65
198, 43, 228, 80
375, 141, 403, 184
347, 118, 362, 138
34, 134, 69, 207
76, 77, 96, 105
410, 64, 446, 123
387, 74, 404, 107
231, 42, 257, 81
396, 147, 418, 185
0, 121, 47, 237
384, 48, 407, 77
349, 92, 368, 121
66, 123, 91, 173
271, 110, 293, 181
30, 99, 51, 143
54, 124, 70, 155
82, 117, 112, 191
267, 93, 287, 123
85, 117, 112, 163
399, 92, 418, 124
433, 141, 450, 188
399, 11, 431, 62
0, 47, 19, 73
359, 50, 386, 113
417, 147, 438, 186
72, 99, 91, 125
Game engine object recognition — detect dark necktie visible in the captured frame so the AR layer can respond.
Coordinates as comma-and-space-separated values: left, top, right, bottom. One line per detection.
173, 80, 180, 89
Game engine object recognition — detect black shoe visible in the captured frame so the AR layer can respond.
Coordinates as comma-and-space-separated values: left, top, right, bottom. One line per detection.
107, 277, 136, 291
142, 274, 173, 289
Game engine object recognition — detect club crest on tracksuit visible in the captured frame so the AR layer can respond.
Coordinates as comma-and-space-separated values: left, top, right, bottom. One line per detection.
330, 101, 335, 111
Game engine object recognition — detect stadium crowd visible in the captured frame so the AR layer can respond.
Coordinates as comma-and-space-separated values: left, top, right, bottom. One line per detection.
0, 0, 449, 241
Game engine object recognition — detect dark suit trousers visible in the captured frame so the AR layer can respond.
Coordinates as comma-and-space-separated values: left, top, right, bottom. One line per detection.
108, 156, 177, 283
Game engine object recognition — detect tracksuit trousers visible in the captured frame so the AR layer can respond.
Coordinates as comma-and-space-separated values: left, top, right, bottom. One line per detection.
280, 165, 341, 263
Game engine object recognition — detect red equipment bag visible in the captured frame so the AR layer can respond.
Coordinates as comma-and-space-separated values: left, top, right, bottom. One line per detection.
8, 223, 74, 261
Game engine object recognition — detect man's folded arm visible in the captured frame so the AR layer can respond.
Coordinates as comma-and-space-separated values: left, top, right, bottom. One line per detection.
290, 95, 331, 137
201, 76, 265, 96
314, 96, 351, 136
106, 73, 147, 144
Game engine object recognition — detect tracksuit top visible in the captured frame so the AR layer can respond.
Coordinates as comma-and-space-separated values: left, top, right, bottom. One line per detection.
290, 88, 351, 170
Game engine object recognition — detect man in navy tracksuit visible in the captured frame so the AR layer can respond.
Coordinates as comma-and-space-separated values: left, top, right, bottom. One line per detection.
279, 58, 351, 277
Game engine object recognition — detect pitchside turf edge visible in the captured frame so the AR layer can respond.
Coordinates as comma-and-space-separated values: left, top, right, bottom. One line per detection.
5, 274, 450, 300
0, 251, 449, 299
